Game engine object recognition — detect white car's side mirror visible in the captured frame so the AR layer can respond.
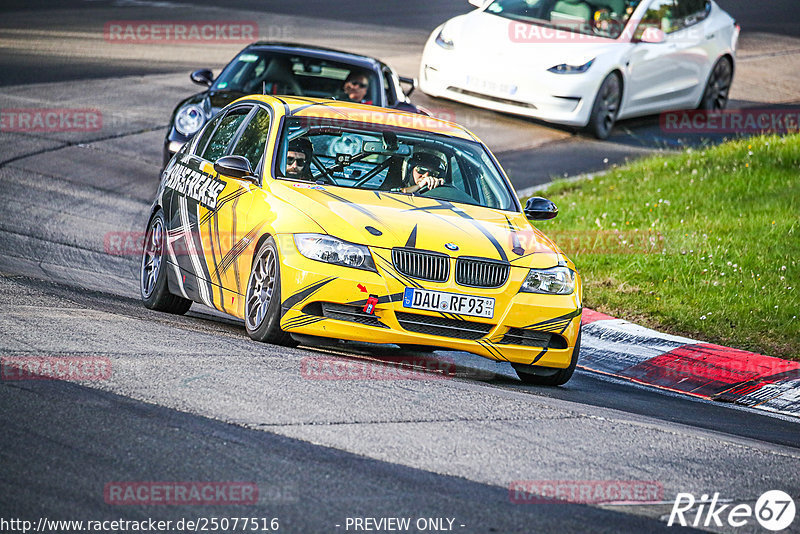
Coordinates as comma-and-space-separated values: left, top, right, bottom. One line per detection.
640, 27, 667, 44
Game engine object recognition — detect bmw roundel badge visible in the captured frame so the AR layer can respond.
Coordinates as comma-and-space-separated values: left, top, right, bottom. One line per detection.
445, 243, 459, 251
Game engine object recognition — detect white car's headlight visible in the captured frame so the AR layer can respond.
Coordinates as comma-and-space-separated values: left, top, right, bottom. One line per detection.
435, 24, 456, 50
548, 59, 595, 74
294, 234, 376, 272
521, 266, 575, 294
174, 104, 205, 136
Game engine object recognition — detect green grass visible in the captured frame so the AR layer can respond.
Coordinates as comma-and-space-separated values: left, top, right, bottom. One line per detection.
529, 134, 800, 360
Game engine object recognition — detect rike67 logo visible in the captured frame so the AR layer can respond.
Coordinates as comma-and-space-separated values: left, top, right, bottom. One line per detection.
668, 490, 796, 531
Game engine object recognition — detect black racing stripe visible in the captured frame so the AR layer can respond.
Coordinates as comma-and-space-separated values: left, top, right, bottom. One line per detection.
216, 223, 261, 277
523, 309, 582, 332
530, 347, 549, 365
280, 277, 336, 317
315, 189, 384, 226
232, 194, 242, 294
200, 187, 248, 225
282, 315, 326, 330
373, 191, 382, 200
505, 215, 525, 256
450, 208, 508, 262
372, 253, 423, 289
477, 340, 508, 362
405, 224, 418, 248
209, 207, 225, 311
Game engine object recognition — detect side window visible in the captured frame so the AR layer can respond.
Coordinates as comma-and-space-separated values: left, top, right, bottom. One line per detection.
231, 107, 272, 170
200, 108, 249, 162
637, 0, 710, 36
382, 69, 396, 106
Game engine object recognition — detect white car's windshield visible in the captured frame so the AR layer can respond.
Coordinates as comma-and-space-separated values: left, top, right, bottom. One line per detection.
485, 0, 643, 39
275, 117, 517, 212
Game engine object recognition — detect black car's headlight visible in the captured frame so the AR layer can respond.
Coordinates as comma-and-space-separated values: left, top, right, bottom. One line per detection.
174, 104, 205, 136
521, 266, 575, 294
294, 234, 377, 272
547, 59, 595, 74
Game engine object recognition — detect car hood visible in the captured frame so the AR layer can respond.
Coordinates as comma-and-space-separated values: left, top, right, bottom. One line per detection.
445, 11, 623, 68
274, 182, 562, 268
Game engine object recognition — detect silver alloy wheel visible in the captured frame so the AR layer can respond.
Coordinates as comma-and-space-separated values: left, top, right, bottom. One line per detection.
246, 247, 277, 330
140, 217, 163, 299
704, 59, 732, 110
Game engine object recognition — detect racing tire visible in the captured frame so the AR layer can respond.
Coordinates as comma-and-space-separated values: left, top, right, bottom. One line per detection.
140, 209, 192, 315
586, 73, 622, 140
698, 57, 732, 111
512, 330, 581, 386
245, 237, 294, 346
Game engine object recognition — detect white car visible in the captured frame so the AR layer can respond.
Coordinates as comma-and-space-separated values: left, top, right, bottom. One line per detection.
420, 0, 739, 138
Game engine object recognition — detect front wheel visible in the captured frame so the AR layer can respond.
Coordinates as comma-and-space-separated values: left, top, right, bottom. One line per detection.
586, 73, 622, 140
698, 57, 732, 111
512, 330, 581, 386
140, 209, 192, 315
245, 237, 294, 345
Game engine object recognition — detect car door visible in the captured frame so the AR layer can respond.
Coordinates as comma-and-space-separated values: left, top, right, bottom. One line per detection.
624, 0, 712, 116
162, 104, 258, 313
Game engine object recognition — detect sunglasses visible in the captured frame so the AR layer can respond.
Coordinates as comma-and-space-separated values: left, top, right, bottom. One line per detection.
287, 156, 306, 167
414, 166, 442, 179
346, 80, 368, 88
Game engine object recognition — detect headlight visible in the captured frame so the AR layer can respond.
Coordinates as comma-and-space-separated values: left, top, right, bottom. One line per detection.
294, 234, 376, 272
435, 25, 455, 50
547, 59, 595, 74
174, 104, 205, 136
521, 266, 575, 294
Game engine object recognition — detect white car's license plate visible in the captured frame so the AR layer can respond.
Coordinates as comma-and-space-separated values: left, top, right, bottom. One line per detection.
402, 287, 494, 319
465, 75, 518, 97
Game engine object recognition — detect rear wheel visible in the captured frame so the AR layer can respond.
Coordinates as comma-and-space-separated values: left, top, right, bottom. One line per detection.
586, 73, 622, 140
245, 237, 294, 345
140, 209, 192, 314
698, 57, 732, 111
512, 330, 581, 386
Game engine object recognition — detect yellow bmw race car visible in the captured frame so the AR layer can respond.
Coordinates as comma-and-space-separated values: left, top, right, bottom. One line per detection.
141, 96, 583, 385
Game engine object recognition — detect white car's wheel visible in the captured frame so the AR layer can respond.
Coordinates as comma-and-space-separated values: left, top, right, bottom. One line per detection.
586, 73, 622, 140
698, 57, 733, 111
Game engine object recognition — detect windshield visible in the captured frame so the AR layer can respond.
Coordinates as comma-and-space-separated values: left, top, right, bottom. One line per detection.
485, 0, 643, 39
211, 51, 380, 104
275, 117, 517, 212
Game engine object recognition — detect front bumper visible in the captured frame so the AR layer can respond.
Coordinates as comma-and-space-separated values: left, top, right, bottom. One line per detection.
276, 235, 582, 368
419, 42, 600, 128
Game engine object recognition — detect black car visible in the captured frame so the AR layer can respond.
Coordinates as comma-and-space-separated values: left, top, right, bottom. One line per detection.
163, 41, 421, 167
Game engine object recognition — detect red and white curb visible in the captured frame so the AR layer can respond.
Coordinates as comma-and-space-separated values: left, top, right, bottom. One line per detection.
579, 309, 800, 418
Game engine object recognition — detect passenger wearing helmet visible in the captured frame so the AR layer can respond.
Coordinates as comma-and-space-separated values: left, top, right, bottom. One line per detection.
286, 137, 313, 180
397, 152, 446, 194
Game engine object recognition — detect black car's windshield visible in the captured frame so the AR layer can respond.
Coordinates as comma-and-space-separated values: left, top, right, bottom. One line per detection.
275, 117, 517, 212
485, 0, 643, 39
211, 50, 379, 104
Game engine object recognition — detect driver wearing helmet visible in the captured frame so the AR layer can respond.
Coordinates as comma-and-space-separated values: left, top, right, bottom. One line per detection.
285, 137, 313, 180
396, 152, 446, 194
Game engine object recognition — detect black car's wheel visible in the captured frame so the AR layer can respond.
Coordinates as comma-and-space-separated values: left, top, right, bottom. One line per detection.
586, 73, 622, 140
512, 330, 581, 386
140, 209, 192, 314
698, 57, 732, 111
245, 237, 294, 345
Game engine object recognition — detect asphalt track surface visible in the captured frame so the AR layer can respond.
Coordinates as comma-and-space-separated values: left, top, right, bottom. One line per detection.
1, 2, 799, 533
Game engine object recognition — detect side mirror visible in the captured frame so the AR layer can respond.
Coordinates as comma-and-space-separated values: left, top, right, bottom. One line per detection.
639, 27, 666, 44
398, 76, 417, 97
524, 197, 558, 220
214, 155, 257, 182
190, 69, 214, 87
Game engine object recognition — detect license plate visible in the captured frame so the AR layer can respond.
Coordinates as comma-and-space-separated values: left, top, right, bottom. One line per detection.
464, 75, 518, 97
402, 287, 494, 319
